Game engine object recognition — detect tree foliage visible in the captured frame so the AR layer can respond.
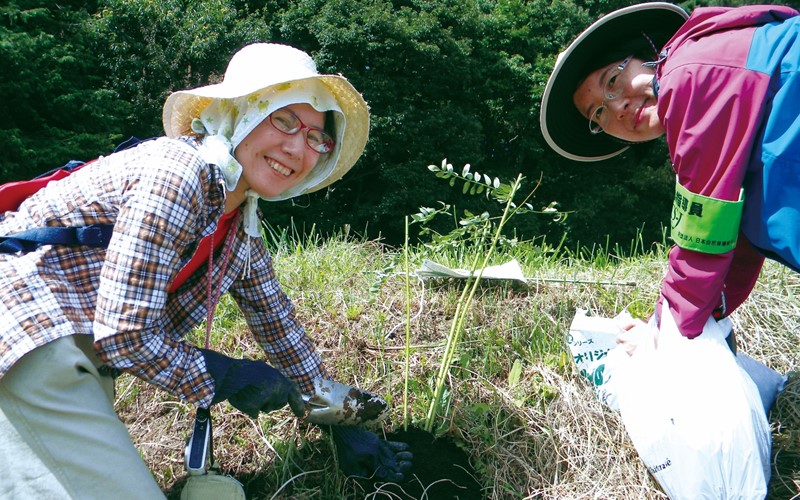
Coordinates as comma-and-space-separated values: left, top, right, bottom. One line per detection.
1, 0, 768, 252
0, 0, 125, 180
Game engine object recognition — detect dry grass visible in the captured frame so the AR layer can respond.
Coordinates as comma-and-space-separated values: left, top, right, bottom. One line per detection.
116, 237, 800, 499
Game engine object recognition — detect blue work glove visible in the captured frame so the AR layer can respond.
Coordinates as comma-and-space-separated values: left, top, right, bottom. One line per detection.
200, 348, 305, 419
330, 426, 413, 481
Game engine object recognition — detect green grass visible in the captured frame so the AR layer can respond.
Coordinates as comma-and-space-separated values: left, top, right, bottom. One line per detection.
117, 232, 800, 499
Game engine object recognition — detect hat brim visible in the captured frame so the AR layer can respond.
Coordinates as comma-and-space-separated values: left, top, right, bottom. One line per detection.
162, 74, 369, 194
540, 2, 688, 162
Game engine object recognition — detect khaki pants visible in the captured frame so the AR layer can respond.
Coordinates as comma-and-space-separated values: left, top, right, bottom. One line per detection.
0, 335, 166, 499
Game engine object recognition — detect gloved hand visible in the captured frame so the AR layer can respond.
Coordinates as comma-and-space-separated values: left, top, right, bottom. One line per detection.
200, 348, 305, 419
330, 426, 413, 481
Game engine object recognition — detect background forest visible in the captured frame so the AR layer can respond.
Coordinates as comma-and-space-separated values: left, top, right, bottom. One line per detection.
1, 0, 796, 249
5, 2, 800, 498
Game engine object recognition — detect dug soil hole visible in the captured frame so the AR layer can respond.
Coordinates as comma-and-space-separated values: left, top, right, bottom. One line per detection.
357, 426, 484, 499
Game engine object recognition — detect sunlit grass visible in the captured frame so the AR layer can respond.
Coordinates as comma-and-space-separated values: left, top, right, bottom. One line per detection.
118, 230, 800, 499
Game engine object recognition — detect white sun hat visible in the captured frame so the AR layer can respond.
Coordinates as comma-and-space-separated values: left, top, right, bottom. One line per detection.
162, 43, 369, 195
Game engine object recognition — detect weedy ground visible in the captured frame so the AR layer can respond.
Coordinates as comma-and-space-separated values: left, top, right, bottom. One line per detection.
117, 234, 800, 499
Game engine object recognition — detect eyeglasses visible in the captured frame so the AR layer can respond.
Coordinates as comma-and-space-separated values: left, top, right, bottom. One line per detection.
588, 55, 634, 135
269, 107, 336, 154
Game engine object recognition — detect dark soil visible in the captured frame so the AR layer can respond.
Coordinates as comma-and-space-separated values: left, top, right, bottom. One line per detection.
354, 426, 485, 499
165, 426, 484, 499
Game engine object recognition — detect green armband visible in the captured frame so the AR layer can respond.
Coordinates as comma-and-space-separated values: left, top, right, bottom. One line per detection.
670, 180, 743, 254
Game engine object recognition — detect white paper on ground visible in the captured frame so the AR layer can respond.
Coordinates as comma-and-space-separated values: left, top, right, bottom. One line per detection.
416, 259, 528, 284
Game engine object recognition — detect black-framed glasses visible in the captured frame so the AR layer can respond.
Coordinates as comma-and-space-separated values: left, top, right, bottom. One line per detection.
588, 55, 634, 135
269, 107, 335, 154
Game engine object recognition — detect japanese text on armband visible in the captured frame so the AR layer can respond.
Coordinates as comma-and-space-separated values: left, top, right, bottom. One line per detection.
671, 180, 744, 254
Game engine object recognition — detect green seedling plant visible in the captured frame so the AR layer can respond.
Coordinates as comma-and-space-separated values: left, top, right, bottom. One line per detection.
403, 215, 412, 430
413, 161, 560, 258
414, 159, 561, 432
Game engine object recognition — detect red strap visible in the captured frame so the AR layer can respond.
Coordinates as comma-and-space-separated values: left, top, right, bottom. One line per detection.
0, 162, 92, 213
169, 210, 238, 292
2, 159, 238, 294
204, 210, 240, 349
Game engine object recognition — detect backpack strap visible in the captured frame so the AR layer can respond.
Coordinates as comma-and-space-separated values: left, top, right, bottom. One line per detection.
0, 224, 114, 254
0, 137, 148, 254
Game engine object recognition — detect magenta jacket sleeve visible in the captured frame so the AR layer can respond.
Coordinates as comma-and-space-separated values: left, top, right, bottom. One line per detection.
655, 8, 775, 337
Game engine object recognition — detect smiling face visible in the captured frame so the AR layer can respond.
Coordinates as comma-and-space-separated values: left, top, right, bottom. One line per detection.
572, 57, 665, 143
229, 103, 326, 207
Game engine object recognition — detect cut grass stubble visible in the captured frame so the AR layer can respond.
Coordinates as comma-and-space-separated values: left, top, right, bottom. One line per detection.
117, 228, 800, 499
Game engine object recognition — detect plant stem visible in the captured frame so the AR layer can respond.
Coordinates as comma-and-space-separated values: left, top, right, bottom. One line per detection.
403, 216, 411, 430
424, 175, 524, 432
424, 248, 484, 432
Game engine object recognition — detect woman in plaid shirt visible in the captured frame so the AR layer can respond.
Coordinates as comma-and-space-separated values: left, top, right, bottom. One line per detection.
0, 43, 410, 498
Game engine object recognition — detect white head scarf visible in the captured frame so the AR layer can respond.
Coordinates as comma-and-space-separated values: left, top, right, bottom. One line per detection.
190, 80, 344, 237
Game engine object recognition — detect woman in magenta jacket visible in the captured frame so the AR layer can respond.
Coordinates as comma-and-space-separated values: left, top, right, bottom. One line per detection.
541, 2, 800, 339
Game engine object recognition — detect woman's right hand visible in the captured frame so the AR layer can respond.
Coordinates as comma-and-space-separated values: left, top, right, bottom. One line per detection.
200, 348, 306, 418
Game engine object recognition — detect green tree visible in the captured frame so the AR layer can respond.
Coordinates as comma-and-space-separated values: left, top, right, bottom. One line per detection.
3, 0, 737, 253
264, 0, 673, 250
0, 0, 126, 180
263, 0, 561, 245
89, 0, 280, 137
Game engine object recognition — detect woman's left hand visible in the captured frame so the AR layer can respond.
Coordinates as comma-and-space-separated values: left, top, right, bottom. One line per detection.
616, 317, 648, 356
330, 426, 413, 481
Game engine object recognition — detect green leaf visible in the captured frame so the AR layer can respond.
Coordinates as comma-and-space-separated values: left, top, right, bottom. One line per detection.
462, 181, 469, 194
509, 359, 523, 387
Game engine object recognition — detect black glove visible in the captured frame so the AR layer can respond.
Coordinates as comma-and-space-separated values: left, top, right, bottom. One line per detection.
330, 426, 413, 481
200, 348, 305, 419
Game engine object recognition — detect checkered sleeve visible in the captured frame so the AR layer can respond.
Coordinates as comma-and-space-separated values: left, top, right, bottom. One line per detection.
228, 238, 327, 395
93, 139, 223, 404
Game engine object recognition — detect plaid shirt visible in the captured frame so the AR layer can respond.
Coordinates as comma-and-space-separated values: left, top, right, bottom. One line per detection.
0, 137, 326, 406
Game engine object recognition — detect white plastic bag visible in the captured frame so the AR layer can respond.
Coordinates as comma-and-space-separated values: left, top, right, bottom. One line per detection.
567, 309, 634, 411
615, 302, 771, 499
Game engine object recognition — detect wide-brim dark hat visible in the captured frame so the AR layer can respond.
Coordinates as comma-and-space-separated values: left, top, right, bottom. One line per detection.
540, 2, 688, 162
